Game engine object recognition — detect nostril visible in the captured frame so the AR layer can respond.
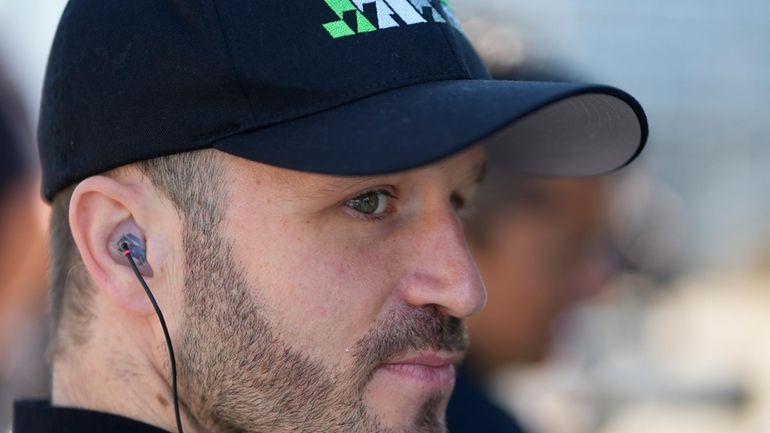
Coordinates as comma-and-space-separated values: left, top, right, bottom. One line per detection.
398, 266, 486, 319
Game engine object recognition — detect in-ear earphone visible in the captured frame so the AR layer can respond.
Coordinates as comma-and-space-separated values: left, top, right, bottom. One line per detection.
118, 235, 184, 433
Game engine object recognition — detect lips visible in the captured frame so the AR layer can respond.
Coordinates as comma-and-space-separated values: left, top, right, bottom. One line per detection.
378, 352, 461, 388
385, 352, 462, 368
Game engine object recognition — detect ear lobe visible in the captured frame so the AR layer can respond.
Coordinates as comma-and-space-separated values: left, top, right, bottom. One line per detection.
108, 219, 155, 278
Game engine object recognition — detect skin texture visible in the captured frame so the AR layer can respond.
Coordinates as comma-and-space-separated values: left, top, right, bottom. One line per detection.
467, 178, 611, 369
55, 147, 486, 433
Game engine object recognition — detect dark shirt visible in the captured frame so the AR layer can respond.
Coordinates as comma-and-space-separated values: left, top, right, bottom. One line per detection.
16, 377, 528, 433
13, 401, 170, 433
447, 369, 528, 433
0, 316, 48, 432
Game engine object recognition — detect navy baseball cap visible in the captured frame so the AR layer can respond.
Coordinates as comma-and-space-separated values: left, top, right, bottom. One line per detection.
39, 0, 648, 201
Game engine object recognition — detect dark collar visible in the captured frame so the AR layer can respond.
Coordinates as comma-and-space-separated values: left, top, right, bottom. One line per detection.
446, 365, 528, 433
13, 400, 171, 433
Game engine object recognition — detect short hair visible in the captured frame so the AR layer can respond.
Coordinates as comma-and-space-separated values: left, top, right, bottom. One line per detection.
48, 149, 225, 359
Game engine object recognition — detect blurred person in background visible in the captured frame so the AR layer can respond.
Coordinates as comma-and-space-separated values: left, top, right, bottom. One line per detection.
447, 69, 615, 433
0, 64, 49, 432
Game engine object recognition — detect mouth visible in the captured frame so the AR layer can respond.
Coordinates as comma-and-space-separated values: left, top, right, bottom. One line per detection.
376, 352, 461, 390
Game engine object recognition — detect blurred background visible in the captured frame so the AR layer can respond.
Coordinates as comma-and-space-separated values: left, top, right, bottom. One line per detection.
1, 1, 769, 433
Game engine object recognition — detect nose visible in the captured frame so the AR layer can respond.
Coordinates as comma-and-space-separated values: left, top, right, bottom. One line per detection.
397, 207, 487, 318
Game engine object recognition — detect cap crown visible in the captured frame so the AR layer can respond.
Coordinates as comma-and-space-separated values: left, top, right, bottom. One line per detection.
39, 0, 489, 200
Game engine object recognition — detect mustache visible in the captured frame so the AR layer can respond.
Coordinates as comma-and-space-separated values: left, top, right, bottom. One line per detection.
350, 305, 468, 386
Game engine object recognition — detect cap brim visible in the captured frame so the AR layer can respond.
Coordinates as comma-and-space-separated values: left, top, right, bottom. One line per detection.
214, 79, 648, 177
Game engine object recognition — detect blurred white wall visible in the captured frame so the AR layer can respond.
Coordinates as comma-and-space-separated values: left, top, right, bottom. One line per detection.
0, 0, 66, 119
456, 0, 770, 272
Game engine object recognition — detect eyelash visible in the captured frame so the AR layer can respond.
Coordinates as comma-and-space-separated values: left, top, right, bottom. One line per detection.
344, 189, 397, 222
343, 189, 472, 222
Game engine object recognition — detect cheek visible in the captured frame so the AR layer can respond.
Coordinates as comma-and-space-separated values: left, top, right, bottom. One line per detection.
230, 216, 396, 363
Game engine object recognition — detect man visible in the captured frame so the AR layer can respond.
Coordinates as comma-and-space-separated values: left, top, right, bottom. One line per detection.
448, 176, 613, 433
13, 1, 647, 432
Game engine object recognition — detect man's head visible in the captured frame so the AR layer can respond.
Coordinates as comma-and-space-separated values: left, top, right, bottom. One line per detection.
39, 1, 646, 432
50, 145, 486, 432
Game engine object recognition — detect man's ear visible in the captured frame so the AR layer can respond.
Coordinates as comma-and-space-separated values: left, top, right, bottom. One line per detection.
69, 175, 158, 316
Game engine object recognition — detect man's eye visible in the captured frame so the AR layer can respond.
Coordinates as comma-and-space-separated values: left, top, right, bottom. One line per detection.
345, 190, 392, 216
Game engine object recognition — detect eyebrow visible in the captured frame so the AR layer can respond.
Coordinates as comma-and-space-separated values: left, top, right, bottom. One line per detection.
300, 156, 488, 198
301, 175, 382, 199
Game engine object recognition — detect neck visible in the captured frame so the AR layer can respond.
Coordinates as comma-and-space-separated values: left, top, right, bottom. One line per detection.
51, 305, 201, 433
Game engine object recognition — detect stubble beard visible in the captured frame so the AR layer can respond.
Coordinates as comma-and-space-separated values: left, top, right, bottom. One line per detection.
175, 224, 466, 433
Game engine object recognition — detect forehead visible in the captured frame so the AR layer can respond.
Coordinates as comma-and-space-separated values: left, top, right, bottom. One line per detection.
221, 145, 486, 195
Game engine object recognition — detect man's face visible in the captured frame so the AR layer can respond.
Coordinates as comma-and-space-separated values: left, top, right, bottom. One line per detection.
176, 147, 486, 433
468, 179, 611, 365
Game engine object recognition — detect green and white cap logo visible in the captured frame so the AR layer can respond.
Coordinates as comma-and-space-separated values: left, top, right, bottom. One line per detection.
322, 0, 462, 38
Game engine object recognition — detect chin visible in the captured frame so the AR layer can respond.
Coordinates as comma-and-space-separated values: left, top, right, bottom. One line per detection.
364, 368, 453, 433
378, 398, 449, 433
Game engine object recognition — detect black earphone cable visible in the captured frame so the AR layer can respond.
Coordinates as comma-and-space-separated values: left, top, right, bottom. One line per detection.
121, 242, 185, 433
